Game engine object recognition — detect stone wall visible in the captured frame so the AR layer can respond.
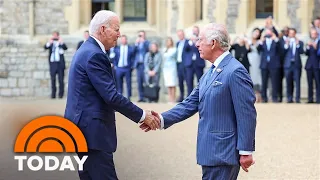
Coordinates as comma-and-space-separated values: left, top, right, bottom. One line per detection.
0, 37, 75, 97
313, 0, 320, 19
287, 0, 301, 33
226, 0, 240, 33
0, 0, 71, 36
0, 0, 30, 35
34, 0, 71, 35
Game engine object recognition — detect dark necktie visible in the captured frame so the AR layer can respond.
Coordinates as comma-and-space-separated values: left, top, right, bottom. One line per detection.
206, 64, 215, 85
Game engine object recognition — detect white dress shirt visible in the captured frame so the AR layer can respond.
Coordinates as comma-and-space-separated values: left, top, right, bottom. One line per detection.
159, 51, 252, 155
90, 36, 146, 122
118, 45, 128, 67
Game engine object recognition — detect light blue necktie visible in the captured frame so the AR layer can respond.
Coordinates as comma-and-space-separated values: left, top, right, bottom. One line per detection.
206, 64, 215, 85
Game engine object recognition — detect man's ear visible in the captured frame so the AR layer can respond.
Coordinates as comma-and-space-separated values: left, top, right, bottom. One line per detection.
211, 40, 215, 49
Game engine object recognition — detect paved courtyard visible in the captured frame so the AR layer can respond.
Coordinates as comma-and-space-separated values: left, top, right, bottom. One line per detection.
0, 99, 319, 180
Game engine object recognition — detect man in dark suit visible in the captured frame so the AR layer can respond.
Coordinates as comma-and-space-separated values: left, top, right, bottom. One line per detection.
188, 26, 206, 92
257, 28, 282, 103
278, 26, 289, 102
176, 29, 192, 101
113, 35, 134, 100
44, 31, 68, 99
134, 30, 150, 102
77, 30, 89, 50
64, 10, 160, 180
283, 28, 304, 103
142, 23, 256, 180
305, 28, 320, 103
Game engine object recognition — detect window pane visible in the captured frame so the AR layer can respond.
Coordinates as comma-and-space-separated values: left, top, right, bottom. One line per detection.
124, 0, 146, 21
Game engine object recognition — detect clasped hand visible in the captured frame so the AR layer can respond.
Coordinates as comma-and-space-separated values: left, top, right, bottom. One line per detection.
139, 110, 161, 132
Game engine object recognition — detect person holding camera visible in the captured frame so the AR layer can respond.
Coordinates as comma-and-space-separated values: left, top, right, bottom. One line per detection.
257, 28, 281, 103
282, 28, 304, 103
44, 31, 68, 99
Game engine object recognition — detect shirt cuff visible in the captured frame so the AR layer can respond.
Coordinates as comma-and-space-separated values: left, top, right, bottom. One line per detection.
296, 44, 300, 48
46, 42, 51, 47
159, 114, 164, 130
284, 44, 289, 49
138, 110, 146, 123
239, 151, 253, 155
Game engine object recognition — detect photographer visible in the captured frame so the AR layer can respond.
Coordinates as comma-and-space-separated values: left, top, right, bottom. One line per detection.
44, 31, 68, 99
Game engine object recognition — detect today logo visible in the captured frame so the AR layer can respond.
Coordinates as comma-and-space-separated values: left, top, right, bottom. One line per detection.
14, 116, 88, 171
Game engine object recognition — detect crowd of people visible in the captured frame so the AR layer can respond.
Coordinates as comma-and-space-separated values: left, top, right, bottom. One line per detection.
46, 16, 320, 104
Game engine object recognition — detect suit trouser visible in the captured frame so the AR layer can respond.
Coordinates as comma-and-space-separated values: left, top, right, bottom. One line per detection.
177, 62, 185, 101
77, 149, 118, 180
278, 67, 284, 102
115, 67, 132, 98
49, 62, 64, 98
284, 65, 301, 102
202, 165, 240, 180
136, 63, 145, 100
261, 68, 280, 102
306, 68, 320, 103
185, 63, 204, 96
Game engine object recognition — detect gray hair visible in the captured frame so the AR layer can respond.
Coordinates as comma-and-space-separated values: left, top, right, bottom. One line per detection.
89, 10, 118, 35
204, 23, 230, 51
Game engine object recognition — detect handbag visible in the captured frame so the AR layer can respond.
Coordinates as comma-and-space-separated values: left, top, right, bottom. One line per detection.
143, 84, 160, 99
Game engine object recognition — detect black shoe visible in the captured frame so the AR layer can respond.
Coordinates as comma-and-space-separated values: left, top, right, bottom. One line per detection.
306, 101, 314, 104
287, 100, 294, 103
138, 99, 146, 102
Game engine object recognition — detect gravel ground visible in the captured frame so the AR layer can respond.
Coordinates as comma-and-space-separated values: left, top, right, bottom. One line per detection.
0, 99, 319, 180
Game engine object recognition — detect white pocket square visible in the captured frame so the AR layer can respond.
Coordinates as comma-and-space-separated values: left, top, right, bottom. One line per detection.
213, 81, 223, 86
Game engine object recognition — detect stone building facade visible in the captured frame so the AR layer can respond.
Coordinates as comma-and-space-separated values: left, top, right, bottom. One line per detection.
0, 0, 318, 98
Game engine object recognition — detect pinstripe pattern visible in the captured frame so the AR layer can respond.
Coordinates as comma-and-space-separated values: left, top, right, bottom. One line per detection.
202, 165, 240, 180
162, 54, 257, 168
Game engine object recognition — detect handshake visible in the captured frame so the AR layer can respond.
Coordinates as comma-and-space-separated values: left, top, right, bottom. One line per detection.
139, 110, 161, 132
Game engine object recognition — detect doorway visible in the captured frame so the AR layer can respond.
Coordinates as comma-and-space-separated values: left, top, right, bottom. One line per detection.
256, 0, 273, 18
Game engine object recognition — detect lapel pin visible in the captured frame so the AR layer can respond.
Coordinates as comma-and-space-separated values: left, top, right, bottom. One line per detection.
216, 68, 222, 73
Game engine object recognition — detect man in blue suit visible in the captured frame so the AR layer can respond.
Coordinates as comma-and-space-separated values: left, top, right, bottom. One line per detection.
283, 28, 304, 103
113, 35, 134, 100
187, 26, 206, 94
134, 30, 150, 102
257, 28, 282, 103
176, 29, 193, 101
141, 23, 257, 180
305, 28, 320, 103
64, 10, 160, 180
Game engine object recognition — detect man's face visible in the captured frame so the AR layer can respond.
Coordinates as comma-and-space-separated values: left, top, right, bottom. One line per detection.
265, 29, 272, 37
52, 32, 59, 40
314, 19, 320, 27
84, 32, 89, 40
177, 31, 184, 40
193, 27, 199, 36
120, 36, 127, 45
283, 27, 289, 36
288, 29, 296, 38
196, 30, 213, 60
101, 17, 120, 49
138, 31, 145, 39
310, 29, 318, 39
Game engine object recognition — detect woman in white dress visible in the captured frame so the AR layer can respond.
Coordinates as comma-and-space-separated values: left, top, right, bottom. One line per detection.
248, 28, 262, 102
162, 37, 177, 103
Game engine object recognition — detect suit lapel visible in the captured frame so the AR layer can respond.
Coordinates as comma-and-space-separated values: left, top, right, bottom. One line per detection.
199, 54, 232, 101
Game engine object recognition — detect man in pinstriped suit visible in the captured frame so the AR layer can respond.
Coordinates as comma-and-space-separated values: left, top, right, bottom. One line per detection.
141, 23, 257, 180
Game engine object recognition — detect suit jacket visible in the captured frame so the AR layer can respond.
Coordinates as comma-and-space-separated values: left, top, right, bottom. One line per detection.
305, 40, 320, 69
278, 36, 288, 66
113, 45, 135, 69
44, 42, 68, 69
176, 39, 193, 67
191, 43, 206, 68
77, 40, 84, 50
257, 39, 281, 69
134, 40, 150, 68
144, 52, 162, 86
64, 37, 143, 152
283, 41, 304, 68
161, 53, 257, 166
